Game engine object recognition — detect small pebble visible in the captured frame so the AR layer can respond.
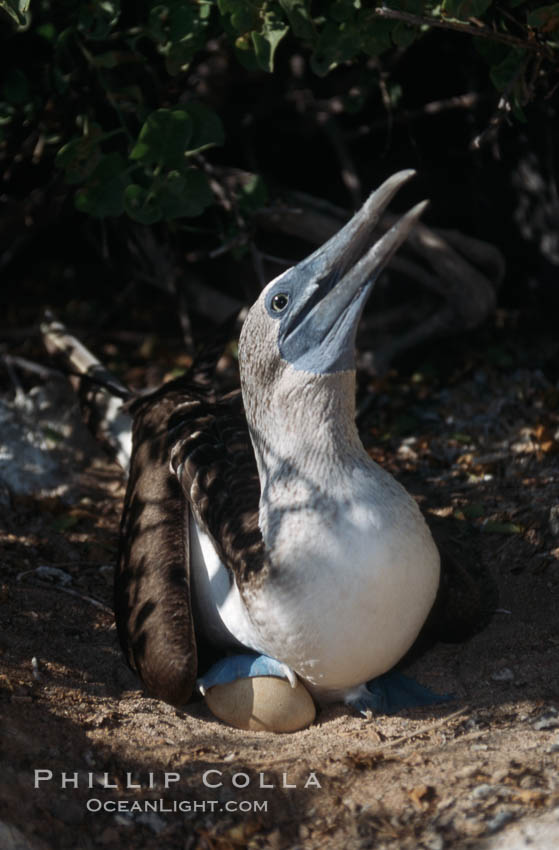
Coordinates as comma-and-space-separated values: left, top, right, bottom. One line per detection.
113, 814, 134, 827
549, 505, 559, 537
486, 811, 514, 834
422, 833, 444, 850
533, 708, 559, 731
491, 668, 514, 682
472, 783, 498, 799
137, 812, 166, 834
31, 657, 40, 681
456, 764, 482, 779
99, 565, 114, 585
99, 827, 120, 845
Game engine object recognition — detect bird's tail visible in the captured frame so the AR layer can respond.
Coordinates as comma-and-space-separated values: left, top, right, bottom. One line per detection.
40, 309, 242, 472
40, 311, 134, 472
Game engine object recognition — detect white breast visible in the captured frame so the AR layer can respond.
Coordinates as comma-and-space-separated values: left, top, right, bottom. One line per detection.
253, 496, 438, 697
188, 469, 440, 702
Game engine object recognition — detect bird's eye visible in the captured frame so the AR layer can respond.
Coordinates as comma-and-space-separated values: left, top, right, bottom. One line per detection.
270, 292, 289, 313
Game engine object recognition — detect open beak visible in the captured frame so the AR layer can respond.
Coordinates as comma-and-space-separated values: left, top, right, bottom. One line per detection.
277, 170, 427, 374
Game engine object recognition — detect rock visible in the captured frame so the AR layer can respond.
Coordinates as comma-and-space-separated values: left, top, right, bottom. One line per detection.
0, 822, 45, 850
137, 812, 166, 834
549, 505, 559, 537
205, 676, 316, 733
533, 708, 559, 731
472, 784, 502, 800
491, 668, 514, 682
0, 383, 104, 501
479, 809, 559, 849
486, 811, 515, 834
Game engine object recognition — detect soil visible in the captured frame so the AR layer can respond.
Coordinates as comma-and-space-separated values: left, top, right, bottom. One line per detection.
1, 336, 559, 850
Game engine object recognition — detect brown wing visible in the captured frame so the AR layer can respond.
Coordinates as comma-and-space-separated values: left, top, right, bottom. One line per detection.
114, 372, 266, 706
168, 389, 268, 588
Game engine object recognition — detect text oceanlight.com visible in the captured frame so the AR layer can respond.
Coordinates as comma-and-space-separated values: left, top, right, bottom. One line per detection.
86, 799, 268, 813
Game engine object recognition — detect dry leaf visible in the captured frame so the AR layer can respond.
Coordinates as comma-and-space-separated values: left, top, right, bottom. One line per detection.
511, 788, 547, 806
408, 784, 435, 810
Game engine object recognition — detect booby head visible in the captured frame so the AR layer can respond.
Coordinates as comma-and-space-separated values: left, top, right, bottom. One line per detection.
239, 170, 427, 385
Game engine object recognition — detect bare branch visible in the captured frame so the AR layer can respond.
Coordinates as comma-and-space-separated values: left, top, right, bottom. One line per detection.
375, 6, 540, 51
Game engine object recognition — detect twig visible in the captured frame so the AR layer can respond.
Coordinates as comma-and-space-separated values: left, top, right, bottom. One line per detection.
18, 578, 113, 615
258, 251, 295, 268
470, 61, 526, 151
175, 283, 195, 354
319, 113, 362, 207
368, 705, 470, 753
1, 354, 65, 381
2, 354, 25, 400
41, 311, 131, 399
375, 6, 540, 51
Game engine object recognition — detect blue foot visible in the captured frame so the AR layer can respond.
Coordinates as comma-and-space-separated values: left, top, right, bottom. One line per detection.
345, 670, 453, 716
197, 653, 297, 695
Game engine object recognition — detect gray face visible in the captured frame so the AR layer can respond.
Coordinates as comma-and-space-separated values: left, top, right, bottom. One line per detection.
264, 266, 368, 374
259, 171, 428, 376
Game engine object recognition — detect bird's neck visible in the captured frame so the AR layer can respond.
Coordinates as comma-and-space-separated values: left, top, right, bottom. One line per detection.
242, 366, 373, 548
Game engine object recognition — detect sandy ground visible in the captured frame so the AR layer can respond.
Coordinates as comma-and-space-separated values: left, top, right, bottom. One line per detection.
1, 359, 559, 849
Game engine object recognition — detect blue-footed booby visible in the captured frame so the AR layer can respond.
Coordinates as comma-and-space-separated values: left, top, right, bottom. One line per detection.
113, 169, 452, 718
42, 170, 495, 726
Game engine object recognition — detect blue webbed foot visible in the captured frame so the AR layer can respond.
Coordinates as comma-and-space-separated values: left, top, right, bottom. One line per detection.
197, 653, 297, 696
345, 670, 453, 716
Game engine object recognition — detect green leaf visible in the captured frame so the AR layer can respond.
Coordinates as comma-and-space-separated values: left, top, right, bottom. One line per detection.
124, 168, 214, 223
167, 2, 198, 40
0, 102, 16, 133
278, 0, 315, 40
148, 1, 207, 53
184, 102, 225, 154
123, 184, 162, 224
330, 0, 358, 23
57, 137, 101, 184
36, 21, 56, 41
57, 126, 122, 184
77, 0, 120, 41
452, 432, 473, 444
155, 168, 214, 218
390, 0, 424, 12
75, 153, 127, 218
2, 68, 30, 106
91, 51, 124, 69
483, 521, 523, 534
238, 173, 268, 214
0, 0, 30, 27
163, 39, 200, 75
528, 3, 559, 32
391, 22, 417, 47
231, 6, 256, 31
475, 36, 509, 65
130, 109, 193, 168
443, 0, 492, 18
462, 502, 486, 519
490, 48, 527, 92
251, 12, 289, 72
310, 20, 344, 75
